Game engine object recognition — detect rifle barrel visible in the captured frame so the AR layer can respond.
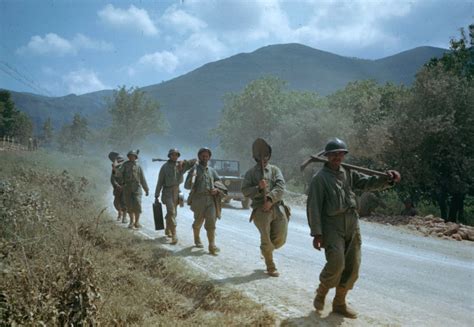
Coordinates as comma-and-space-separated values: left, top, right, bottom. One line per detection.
305, 155, 388, 177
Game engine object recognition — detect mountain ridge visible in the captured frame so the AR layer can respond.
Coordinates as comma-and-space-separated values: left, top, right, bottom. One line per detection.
6, 43, 448, 142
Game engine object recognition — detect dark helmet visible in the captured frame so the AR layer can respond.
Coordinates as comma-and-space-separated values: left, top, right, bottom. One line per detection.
167, 148, 181, 158
127, 150, 139, 158
198, 147, 212, 157
323, 138, 348, 156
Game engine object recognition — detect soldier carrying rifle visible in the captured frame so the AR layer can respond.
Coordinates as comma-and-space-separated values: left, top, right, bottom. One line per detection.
154, 148, 196, 244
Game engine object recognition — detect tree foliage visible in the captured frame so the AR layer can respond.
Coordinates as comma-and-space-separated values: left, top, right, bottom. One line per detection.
107, 86, 167, 150
0, 90, 33, 143
58, 114, 90, 155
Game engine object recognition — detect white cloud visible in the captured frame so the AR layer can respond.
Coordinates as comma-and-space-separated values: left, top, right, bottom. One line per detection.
176, 32, 227, 63
138, 51, 179, 73
18, 33, 75, 55
63, 69, 109, 95
17, 33, 113, 56
98, 4, 158, 36
162, 7, 207, 34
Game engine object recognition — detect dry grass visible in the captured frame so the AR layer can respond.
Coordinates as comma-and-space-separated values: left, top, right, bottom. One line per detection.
0, 150, 276, 326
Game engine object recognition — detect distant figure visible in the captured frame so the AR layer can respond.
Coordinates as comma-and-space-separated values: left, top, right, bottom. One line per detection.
28, 137, 33, 151
358, 192, 386, 217
32, 138, 38, 150
401, 198, 418, 216
184, 148, 223, 255
154, 148, 196, 244
116, 150, 149, 229
110, 154, 127, 223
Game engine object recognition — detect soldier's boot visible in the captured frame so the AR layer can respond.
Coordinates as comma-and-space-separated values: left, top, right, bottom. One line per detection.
264, 253, 279, 277
121, 211, 128, 224
165, 226, 172, 238
128, 213, 135, 229
134, 214, 141, 229
332, 286, 358, 319
117, 211, 122, 221
207, 230, 220, 255
313, 283, 329, 311
170, 226, 178, 245
193, 228, 204, 248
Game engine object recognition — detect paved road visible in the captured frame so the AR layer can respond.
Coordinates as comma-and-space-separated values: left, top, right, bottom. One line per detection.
110, 168, 474, 326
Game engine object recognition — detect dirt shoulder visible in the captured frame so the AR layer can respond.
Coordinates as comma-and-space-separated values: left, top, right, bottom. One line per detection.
0, 151, 276, 326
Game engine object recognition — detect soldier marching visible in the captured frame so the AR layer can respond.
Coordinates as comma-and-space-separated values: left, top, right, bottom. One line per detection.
108, 136, 401, 319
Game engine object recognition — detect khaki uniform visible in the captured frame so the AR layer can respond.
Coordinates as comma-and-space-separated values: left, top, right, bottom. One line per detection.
119, 160, 149, 215
110, 169, 126, 213
185, 163, 221, 253
242, 164, 288, 272
307, 164, 392, 290
155, 160, 194, 231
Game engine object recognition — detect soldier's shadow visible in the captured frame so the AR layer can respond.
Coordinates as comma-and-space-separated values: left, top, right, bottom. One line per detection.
212, 269, 269, 285
281, 310, 345, 327
174, 246, 207, 257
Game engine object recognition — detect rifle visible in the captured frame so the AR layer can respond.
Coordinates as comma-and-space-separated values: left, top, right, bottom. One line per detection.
152, 158, 167, 162
300, 154, 388, 177
252, 138, 272, 207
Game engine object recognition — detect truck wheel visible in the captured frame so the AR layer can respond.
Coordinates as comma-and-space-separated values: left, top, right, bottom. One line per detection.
242, 198, 251, 209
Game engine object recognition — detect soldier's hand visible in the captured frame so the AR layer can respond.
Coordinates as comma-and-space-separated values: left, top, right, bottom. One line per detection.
387, 170, 401, 183
258, 179, 268, 190
155, 195, 160, 202
262, 198, 273, 212
210, 188, 219, 195
145, 190, 149, 196
313, 235, 323, 251
177, 160, 184, 171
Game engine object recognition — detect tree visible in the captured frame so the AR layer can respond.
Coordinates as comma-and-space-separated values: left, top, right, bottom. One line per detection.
107, 86, 167, 150
57, 114, 90, 155
0, 90, 33, 143
213, 77, 289, 167
41, 117, 54, 147
385, 26, 474, 223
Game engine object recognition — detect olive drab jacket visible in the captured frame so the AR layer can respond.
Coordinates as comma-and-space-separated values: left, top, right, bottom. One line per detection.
154, 159, 196, 197
118, 160, 149, 193
241, 164, 285, 209
307, 164, 392, 236
184, 163, 220, 212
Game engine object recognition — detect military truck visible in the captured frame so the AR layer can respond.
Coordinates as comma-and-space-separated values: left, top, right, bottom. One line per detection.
209, 159, 251, 209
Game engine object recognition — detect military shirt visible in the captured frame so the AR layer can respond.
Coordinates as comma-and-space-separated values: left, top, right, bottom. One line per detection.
185, 164, 220, 194
241, 164, 285, 209
154, 160, 195, 197
118, 160, 149, 192
307, 164, 391, 236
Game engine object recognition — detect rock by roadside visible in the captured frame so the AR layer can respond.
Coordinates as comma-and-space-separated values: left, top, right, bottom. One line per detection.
362, 214, 474, 242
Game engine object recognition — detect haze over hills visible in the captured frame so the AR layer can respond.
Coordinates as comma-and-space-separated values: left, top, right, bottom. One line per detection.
7, 43, 447, 142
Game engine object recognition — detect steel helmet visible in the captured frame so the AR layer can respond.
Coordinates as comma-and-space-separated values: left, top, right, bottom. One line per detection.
198, 147, 212, 157
323, 138, 348, 156
127, 150, 139, 158
168, 148, 181, 158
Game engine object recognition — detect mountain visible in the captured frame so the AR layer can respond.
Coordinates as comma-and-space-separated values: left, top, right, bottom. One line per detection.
7, 44, 447, 142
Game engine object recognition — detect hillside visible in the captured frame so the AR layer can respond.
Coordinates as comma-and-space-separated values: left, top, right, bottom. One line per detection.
8, 44, 447, 142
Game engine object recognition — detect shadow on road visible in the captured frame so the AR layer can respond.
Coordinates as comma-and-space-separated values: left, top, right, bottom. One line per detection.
212, 269, 270, 285
174, 246, 207, 257
281, 310, 345, 326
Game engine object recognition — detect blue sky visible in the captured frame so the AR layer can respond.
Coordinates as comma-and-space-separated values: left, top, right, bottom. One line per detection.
1, 0, 472, 96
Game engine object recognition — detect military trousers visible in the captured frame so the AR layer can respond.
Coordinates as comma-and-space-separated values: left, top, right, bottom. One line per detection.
191, 194, 217, 231
113, 187, 126, 211
162, 186, 179, 229
320, 211, 361, 290
123, 185, 143, 214
252, 204, 288, 258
